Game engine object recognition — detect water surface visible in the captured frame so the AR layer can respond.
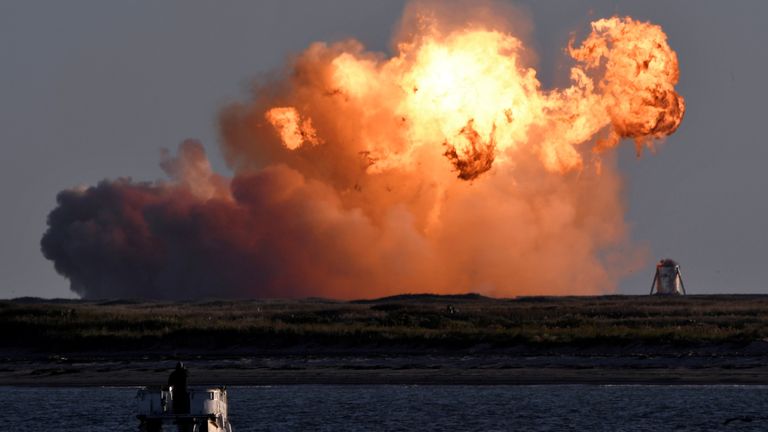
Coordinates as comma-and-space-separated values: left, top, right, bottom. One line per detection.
7, 385, 768, 431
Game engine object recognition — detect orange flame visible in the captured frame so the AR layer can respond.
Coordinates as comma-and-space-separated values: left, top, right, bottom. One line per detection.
265, 107, 321, 150
209, 8, 686, 297
263, 16, 683, 180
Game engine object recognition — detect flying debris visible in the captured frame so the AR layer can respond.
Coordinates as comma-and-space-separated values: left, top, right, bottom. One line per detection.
649, 258, 686, 295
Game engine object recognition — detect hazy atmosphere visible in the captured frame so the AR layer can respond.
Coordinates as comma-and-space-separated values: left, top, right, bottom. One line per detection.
2, 1, 766, 299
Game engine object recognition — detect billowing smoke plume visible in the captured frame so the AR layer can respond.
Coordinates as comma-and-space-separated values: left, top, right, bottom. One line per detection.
42, 3, 684, 300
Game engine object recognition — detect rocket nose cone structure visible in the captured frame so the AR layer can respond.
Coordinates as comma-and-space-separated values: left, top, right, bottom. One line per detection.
650, 258, 686, 295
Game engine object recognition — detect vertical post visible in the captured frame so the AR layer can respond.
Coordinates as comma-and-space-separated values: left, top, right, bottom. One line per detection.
677, 267, 686, 295
649, 268, 659, 295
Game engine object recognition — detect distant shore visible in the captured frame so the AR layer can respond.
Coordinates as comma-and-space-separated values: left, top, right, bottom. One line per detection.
3, 294, 768, 386
4, 352, 768, 386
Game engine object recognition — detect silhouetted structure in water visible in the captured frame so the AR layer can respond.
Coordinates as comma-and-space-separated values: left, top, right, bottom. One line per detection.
168, 361, 190, 414
136, 376, 232, 432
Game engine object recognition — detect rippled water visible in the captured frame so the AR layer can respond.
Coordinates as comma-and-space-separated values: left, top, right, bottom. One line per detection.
6, 385, 768, 431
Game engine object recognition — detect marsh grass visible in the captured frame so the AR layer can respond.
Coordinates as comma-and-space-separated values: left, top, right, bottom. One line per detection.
3, 294, 768, 353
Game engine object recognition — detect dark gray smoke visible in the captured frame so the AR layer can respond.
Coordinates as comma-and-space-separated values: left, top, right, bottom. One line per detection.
42, 141, 407, 299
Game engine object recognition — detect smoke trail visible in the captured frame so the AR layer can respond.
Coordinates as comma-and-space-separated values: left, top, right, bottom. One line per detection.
41, 3, 683, 299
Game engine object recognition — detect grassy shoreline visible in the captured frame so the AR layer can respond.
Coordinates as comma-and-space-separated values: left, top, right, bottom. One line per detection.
4, 294, 768, 386
3, 294, 768, 356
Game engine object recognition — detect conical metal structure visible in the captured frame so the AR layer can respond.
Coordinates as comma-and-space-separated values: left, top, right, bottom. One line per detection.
649, 258, 686, 295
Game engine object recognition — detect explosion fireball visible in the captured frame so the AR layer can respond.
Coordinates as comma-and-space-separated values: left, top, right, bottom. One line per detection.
42, 3, 684, 300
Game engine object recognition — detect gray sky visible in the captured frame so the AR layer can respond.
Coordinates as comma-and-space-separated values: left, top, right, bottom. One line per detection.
1, 1, 766, 298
